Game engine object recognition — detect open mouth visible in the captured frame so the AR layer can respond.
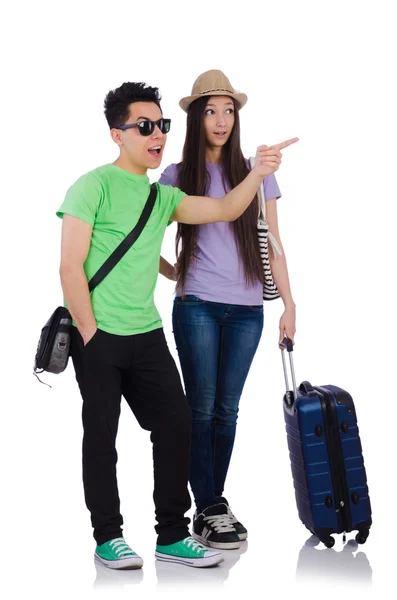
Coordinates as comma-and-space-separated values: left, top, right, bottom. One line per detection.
148, 145, 162, 157
214, 132, 227, 138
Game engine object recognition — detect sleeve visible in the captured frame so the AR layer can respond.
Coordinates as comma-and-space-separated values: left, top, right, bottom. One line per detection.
157, 183, 187, 225
263, 173, 281, 201
56, 172, 103, 225
158, 163, 179, 187
168, 186, 187, 217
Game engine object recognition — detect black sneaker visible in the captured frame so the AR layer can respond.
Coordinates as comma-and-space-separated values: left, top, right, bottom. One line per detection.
193, 503, 241, 550
217, 496, 248, 541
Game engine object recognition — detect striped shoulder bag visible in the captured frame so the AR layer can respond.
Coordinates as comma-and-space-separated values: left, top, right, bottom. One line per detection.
249, 156, 282, 301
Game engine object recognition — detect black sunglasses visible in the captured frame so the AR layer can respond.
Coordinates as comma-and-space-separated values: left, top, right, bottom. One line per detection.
118, 118, 171, 136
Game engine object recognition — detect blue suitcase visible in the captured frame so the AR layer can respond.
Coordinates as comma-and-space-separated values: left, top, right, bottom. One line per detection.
281, 338, 372, 548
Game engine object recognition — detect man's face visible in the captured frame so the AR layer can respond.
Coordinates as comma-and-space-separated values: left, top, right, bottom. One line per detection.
115, 102, 167, 173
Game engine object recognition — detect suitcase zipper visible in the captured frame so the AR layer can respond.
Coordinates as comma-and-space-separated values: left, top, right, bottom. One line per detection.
314, 386, 352, 534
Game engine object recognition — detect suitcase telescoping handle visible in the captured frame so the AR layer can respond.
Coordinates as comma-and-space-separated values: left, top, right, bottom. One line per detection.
280, 336, 298, 406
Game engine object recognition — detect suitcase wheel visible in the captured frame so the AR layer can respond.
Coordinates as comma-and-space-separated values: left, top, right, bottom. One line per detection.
324, 536, 335, 549
355, 531, 368, 545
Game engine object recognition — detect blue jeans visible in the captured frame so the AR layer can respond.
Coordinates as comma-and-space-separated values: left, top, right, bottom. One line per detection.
172, 295, 263, 513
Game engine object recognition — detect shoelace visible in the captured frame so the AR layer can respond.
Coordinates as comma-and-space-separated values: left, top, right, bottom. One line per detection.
227, 506, 238, 523
109, 538, 135, 557
204, 513, 235, 533
183, 536, 206, 554
229, 511, 237, 523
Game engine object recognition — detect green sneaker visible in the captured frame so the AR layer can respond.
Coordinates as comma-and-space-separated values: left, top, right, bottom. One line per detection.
95, 537, 143, 570
155, 536, 224, 568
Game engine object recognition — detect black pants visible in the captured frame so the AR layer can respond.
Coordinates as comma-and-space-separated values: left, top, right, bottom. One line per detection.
71, 326, 191, 546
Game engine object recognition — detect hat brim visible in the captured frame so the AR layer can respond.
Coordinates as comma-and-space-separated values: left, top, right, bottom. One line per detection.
179, 91, 248, 113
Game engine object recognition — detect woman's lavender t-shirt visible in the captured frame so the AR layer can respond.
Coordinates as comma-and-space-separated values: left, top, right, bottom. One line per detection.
158, 162, 281, 305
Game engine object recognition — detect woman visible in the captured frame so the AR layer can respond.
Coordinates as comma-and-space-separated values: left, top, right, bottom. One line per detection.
159, 70, 296, 550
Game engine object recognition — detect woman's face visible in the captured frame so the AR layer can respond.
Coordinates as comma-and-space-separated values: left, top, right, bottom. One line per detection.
203, 95, 235, 149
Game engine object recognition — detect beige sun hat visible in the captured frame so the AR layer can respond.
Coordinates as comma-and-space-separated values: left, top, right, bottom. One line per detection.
179, 69, 248, 112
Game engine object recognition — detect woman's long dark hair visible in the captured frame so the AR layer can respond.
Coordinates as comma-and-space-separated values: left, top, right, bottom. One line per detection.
175, 96, 263, 293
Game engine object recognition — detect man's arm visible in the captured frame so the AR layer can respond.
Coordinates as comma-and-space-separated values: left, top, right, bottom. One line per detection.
170, 168, 264, 224
170, 139, 298, 225
59, 214, 97, 345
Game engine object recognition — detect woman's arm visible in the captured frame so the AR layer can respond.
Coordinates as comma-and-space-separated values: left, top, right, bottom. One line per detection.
159, 256, 177, 281
266, 199, 296, 344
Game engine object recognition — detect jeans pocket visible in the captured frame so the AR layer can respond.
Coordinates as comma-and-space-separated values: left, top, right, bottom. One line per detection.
175, 295, 206, 306
83, 329, 100, 350
248, 305, 264, 313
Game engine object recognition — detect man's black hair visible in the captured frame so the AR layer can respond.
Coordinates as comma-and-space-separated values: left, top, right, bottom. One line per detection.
104, 82, 162, 129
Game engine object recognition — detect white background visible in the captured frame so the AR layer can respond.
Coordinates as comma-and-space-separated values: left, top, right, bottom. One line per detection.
1, 1, 395, 598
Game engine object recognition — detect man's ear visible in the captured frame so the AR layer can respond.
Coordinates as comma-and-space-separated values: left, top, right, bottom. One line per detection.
110, 128, 123, 147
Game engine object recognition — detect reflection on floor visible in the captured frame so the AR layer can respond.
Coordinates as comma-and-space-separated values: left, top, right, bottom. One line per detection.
296, 535, 372, 587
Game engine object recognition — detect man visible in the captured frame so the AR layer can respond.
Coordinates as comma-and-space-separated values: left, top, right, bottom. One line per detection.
57, 81, 297, 570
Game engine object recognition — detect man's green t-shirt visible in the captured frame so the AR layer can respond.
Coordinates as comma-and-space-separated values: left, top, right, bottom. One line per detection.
57, 163, 186, 336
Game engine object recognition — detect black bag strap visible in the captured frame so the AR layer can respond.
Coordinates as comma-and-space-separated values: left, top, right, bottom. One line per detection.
88, 183, 157, 293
